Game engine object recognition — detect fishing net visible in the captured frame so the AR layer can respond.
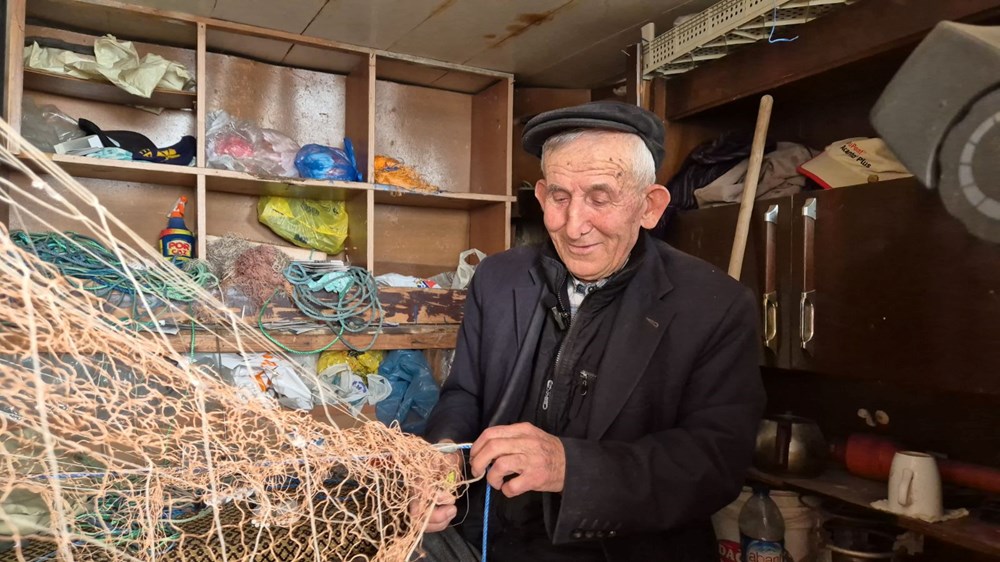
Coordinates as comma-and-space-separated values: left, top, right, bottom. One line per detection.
0, 118, 460, 562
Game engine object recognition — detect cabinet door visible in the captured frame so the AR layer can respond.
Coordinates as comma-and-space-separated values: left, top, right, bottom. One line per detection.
790, 179, 1000, 395
662, 197, 794, 368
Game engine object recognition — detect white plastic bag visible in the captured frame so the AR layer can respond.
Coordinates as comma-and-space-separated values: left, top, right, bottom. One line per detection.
218, 352, 314, 410
452, 249, 486, 290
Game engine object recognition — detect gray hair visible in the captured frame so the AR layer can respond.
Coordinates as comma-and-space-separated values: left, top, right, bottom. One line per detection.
540, 128, 656, 193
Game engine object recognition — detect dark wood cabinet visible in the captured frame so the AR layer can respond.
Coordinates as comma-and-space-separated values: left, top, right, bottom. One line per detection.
663, 196, 794, 369
664, 179, 1000, 396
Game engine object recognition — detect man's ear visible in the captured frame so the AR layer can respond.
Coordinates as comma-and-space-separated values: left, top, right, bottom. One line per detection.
640, 185, 671, 229
534, 179, 548, 210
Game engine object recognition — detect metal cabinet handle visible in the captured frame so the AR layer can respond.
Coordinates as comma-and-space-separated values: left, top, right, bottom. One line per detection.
763, 204, 779, 354
800, 198, 817, 352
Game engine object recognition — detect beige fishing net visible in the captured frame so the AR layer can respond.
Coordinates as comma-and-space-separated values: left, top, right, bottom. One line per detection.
0, 118, 459, 562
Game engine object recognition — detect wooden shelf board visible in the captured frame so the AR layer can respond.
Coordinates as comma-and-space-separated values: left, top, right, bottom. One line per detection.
203, 168, 371, 200
373, 186, 513, 209
23, 68, 196, 110
171, 325, 458, 353
748, 467, 1000, 557
17, 152, 198, 187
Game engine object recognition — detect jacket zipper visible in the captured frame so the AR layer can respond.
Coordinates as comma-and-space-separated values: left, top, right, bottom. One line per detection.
542, 275, 578, 417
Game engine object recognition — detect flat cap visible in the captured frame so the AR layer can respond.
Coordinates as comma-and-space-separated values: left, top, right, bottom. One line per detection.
521, 100, 665, 171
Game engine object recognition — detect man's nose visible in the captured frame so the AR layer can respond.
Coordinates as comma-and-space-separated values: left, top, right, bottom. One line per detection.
564, 199, 593, 239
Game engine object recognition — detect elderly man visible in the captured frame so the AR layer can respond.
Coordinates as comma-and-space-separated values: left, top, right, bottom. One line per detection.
421, 101, 765, 561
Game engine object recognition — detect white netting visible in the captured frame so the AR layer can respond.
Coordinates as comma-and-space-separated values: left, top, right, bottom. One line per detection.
0, 118, 460, 562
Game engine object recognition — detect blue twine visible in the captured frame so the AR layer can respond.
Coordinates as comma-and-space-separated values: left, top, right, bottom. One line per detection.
482, 483, 491, 562
768, 0, 798, 44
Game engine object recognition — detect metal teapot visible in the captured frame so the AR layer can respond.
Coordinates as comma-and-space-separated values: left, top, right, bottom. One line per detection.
754, 413, 828, 477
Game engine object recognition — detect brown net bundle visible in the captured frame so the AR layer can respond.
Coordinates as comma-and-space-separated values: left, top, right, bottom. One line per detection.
0, 118, 460, 562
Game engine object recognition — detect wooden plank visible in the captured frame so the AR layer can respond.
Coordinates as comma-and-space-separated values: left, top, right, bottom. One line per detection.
196, 22, 207, 167
374, 80, 472, 194
469, 202, 510, 255
5, 0, 26, 148
429, 71, 502, 96
22, 69, 196, 110
662, 0, 1000, 120
343, 189, 370, 269
373, 188, 515, 210
195, 23, 207, 260
470, 77, 512, 196
748, 467, 1000, 558
345, 54, 375, 184
26, 0, 200, 47
173, 326, 459, 353
17, 153, 198, 187
230, 287, 465, 326
202, 168, 371, 200
195, 175, 207, 259
372, 205, 471, 277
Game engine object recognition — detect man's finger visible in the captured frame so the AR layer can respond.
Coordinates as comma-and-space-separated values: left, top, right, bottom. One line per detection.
469, 436, 528, 477
470, 423, 536, 457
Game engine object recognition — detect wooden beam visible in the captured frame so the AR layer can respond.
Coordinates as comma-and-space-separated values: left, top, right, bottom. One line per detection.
663, 0, 1000, 120
173, 326, 459, 353
21, 69, 196, 110
4, 0, 26, 151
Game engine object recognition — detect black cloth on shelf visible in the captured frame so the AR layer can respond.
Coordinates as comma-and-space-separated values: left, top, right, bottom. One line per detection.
652, 131, 775, 238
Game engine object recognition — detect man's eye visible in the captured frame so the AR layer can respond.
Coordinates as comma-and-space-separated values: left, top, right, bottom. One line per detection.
591, 198, 609, 207
551, 194, 569, 203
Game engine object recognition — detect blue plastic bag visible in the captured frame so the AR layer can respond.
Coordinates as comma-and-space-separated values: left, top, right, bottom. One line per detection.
294, 139, 362, 181
375, 350, 439, 434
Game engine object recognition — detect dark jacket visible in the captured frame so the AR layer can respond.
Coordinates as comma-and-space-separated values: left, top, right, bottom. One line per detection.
425, 235, 766, 561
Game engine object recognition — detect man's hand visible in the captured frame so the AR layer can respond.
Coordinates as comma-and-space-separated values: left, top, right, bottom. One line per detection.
415, 440, 465, 533
469, 422, 565, 498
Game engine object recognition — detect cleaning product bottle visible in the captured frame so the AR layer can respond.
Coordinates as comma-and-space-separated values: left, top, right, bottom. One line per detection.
739, 486, 787, 562
159, 196, 195, 262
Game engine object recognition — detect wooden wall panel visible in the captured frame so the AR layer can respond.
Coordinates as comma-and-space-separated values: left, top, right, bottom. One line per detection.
372, 204, 470, 278
470, 78, 511, 196
205, 51, 347, 149
374, 80, 472, 194
9, 173, 196, 247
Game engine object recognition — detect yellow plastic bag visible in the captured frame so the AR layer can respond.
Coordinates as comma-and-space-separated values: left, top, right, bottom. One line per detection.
257, 197, 348, 254
318, 350, 384, 378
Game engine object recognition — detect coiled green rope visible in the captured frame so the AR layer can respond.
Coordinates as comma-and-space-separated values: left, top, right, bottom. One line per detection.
257, 263, 383, 354
10, 231, 218, 303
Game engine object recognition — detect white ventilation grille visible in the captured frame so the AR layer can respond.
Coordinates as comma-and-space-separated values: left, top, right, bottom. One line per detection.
643, 0, 856, 77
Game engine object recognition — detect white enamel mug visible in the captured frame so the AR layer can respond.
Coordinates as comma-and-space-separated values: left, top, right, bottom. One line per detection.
887, 451, 943, 519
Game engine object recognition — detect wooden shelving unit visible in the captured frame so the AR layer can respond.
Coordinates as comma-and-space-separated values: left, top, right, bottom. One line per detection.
749, 467, 1000, 558
4, 0, 514, 283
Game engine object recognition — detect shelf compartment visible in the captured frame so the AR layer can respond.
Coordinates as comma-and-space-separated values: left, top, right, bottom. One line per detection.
6, 172, 197, 249
749, 467, 1000, 558
203, 186, 370, 268
374, 57, 511, 197
17, 153, 198, 188
372, 201, 508, 279
204, 31, 372, 181
23, 69, 196, 110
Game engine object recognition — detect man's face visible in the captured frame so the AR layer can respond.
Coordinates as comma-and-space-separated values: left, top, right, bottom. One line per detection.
535, 134, 666, 282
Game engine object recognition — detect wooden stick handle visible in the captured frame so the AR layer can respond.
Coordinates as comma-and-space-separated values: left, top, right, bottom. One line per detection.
728, 95, 774, 280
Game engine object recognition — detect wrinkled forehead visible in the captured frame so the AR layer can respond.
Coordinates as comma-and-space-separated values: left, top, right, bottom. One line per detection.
542, 133, 634, 178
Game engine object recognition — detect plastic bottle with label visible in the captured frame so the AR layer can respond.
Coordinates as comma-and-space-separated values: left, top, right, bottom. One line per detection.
739, 486, 786, 562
